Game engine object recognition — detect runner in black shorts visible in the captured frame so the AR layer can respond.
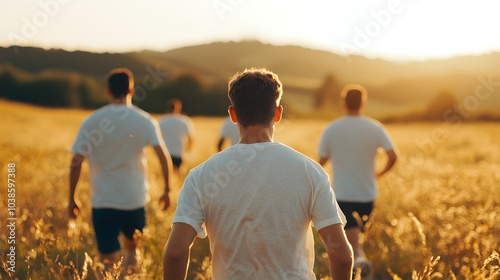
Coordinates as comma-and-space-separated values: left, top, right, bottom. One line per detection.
69, 68, 172, 275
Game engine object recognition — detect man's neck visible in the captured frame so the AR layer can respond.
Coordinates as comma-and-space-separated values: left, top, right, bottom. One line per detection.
346, 110, 361, 116
111, 96, 131, 105
238, 125, 274, 144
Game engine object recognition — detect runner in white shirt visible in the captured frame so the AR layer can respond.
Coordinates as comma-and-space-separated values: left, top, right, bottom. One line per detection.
158, 99, 194, 172
69, 68, 173, 276
163, 68, 353, 280
318, 84, 398, 278
216, 116, 239, 151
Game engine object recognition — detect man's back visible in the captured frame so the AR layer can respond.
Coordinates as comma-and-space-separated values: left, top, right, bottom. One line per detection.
71, 104, 160, 209
158, 115, 193, 157
174, 142, 344, 279
319, 116, 394, 202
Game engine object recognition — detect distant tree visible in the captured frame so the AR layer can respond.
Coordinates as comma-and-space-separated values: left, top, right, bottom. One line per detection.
0, 65, 108, 108
169, 73, 204, 115
79, 77, 107, 108
425, 90, 458, 120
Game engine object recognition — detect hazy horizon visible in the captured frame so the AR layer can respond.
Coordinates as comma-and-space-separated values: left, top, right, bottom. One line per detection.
2, 0, 500, 62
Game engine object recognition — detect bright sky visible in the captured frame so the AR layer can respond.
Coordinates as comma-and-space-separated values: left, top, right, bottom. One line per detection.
1, 0, 499, 61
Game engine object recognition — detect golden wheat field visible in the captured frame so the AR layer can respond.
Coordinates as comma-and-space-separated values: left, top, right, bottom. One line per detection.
0, 100, 499, 280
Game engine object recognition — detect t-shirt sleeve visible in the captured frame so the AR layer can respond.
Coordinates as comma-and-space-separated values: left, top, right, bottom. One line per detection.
317, 128, 330, 157
311, 177, 346, 231
147, 118, 162, 147
379, 125, 395, 151
71, 119, 91, 156
172, 174, 207, 238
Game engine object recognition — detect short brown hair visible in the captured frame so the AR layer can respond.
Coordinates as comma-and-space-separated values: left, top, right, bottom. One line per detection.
228, 68, 282, 127
341, 84, 367, 111
107, 68, 134, 98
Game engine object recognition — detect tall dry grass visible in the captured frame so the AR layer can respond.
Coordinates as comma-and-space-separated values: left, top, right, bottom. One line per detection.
0, 100, 498, 279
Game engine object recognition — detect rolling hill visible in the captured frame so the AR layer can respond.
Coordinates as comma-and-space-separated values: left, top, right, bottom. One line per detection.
1, 41, 499, 118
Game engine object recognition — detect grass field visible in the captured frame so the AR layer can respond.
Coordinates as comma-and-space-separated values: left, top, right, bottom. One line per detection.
0, 100, 499, 279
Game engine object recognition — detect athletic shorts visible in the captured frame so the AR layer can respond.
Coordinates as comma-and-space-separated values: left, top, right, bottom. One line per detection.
92, 207, 146, 254
171, 156, 182, 168
337, 201, 374, 231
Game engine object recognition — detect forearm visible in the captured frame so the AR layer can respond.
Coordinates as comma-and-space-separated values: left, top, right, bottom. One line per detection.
69, 155, 83, 201
163, 223, 197, 280
154, 145, 173, 193
162, 247, 190, 280
160, 155, 172, 193
319, 224, 354, 280
330, 259, 353, 280
377, 150, 397, 177
69, 166, 81, 201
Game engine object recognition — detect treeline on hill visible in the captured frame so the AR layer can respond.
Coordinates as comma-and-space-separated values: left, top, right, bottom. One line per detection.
0, 64, 229, 116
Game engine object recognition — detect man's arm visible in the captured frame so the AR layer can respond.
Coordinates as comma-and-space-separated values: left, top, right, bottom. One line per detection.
163, 223, 197, 280
318, 224, 354, 280
68, 154, 84, 219
318, 155, 329, 167
153, 144, 173, 211
376, 149, 398, 177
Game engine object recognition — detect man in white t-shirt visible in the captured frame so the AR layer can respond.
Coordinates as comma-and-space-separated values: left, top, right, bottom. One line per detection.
163, 68, 353, 280
158, 99, 194, 172
216, 116, 239, 151
68, 68, 173, 275
318, 84, 398, 277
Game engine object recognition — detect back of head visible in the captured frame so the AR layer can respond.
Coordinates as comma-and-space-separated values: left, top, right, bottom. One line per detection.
228, 68, 283, 127
166, 98, 182, 114
341, 84, 367, 111
108, 68, 134, 99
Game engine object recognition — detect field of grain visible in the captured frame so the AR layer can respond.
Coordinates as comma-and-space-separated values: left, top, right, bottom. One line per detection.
0, 100, 499, 279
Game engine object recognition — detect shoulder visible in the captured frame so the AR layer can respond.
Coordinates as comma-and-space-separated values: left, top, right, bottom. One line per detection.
321, 118, 344, 135
179, 114, 194, 125
362, 116, 382, 125
360, 116, 388, 131
274, 142, 325, 169
80, 105, 111, 125
130, 105, 153, 118
125, 106, 159, 130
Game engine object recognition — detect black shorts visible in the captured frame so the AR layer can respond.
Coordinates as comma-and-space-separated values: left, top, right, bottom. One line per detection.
337, 201, 374, 231
171, 156, 182, 168
92, 207, 146, 254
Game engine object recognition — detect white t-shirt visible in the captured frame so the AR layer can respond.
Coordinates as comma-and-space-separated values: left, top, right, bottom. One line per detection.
318, 116, 395, 202
219, 117, 239, 146
173, 142, 345, 279
158, 114, 194, 157
71, 104, 162, 210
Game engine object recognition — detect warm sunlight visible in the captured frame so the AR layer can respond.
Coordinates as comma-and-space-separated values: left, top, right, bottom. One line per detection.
2, 1, 500, 279
1, 0, 500, 61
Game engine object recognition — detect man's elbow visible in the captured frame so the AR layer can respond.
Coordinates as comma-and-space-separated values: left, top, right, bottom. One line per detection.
163, 244, 188, 263
334, 252, 354, 268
